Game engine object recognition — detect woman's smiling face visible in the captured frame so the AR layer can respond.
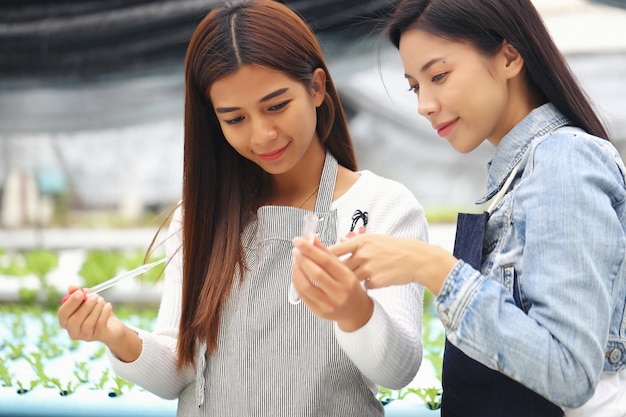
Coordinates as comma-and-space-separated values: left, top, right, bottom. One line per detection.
399, 28, 522, 153
209, 64, 326, 175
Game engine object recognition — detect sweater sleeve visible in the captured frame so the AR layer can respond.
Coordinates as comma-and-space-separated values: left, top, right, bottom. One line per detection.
108, 204, 195, 399
333, 173, 426, 390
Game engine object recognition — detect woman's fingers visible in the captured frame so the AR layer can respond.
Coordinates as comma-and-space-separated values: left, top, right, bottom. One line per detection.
58, 289, 86, 327
293, 237, 354, 287
329, 234, 388, 282
328, 236, 359, 258
291, 251, 335, 314
292, 237, 373, 328
331, 234, 422, 286
292, 245, 340, 295
80, 295, 107, 340
332, 234, 458, 295
59, 293, 109, 342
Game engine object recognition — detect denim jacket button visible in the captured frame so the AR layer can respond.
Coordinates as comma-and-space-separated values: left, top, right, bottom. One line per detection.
609, 348, 622, 364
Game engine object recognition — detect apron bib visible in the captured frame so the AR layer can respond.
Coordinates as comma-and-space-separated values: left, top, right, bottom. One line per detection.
443, 163, 563, 417
178, 152, 382, 417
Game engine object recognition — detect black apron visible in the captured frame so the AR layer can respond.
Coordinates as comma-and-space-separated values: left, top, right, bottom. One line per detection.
442, 163, 563, 417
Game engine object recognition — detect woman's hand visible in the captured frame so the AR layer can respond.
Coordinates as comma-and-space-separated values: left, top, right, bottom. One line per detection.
328, 234, 458, 296
292, 236, 374, 332
58, 286, 127, 345
58, 287, 142, 362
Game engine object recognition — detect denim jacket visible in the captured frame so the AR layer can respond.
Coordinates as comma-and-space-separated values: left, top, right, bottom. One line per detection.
435, 103, 626, 408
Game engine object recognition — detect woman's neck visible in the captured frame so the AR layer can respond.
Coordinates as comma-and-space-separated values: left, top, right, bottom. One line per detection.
269, 143, 326, 208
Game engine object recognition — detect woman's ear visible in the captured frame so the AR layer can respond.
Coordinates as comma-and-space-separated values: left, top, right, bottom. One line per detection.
501, 41, 524, 79
311, 67, 327, 107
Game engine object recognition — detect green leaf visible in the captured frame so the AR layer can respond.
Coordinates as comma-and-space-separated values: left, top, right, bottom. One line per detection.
23, 251, 59, 280
79, 251, 123, 288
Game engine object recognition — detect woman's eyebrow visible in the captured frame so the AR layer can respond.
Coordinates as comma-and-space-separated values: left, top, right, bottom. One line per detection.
420, 57, 444, 73
260, 87, 288, 103
215, 87, 289, 113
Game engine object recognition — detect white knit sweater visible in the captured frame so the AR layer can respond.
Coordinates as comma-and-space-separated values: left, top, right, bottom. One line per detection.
108, 170, 428, 402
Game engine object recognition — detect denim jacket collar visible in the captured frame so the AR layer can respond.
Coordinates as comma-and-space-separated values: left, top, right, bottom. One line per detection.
477, 103, 570, 204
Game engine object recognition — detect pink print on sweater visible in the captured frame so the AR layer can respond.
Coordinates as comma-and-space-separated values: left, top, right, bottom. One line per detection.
345, 209, 368, 238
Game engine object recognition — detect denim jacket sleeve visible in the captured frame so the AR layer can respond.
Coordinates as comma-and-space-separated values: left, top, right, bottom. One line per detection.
435, 131, 626, 408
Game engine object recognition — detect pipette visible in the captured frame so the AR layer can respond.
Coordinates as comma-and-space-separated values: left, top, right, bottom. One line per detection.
61, 257, 167, 303
289, 213, 318, 305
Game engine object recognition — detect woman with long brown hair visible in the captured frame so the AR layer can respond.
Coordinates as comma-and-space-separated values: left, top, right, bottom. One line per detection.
58, 1, 427, 415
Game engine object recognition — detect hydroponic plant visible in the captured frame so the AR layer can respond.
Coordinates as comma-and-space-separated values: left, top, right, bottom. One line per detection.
0, 248, 443, 417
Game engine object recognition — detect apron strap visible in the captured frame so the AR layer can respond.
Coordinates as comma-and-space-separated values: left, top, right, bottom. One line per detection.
487, 161, 522, 214
314, 150, 338, 213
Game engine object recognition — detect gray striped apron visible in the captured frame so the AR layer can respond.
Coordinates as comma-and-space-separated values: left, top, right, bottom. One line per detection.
177, 151, 383, 416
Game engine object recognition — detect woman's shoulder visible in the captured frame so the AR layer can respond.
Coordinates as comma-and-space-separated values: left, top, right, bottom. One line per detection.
334, 169, 422, 209
333, 170, 427, 238
525, 128, 626, 199
536, 125, 616, 155
358, 169, 417, 195
533, 127, 624, 175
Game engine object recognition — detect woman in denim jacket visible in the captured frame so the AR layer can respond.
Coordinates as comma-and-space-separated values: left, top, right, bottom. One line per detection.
291, 0, 626, 416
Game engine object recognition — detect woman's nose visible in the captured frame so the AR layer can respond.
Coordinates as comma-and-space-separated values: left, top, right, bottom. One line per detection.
251, 117, 278, 144
417, 88, 439, 118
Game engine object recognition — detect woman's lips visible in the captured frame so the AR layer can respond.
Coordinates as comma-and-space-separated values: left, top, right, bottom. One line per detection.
435, 119, 458, 137
258, 144, 288, 161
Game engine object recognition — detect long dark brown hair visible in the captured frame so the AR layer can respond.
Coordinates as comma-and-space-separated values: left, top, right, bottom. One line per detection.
178, 0, 357, 368
385, 0, 610, 141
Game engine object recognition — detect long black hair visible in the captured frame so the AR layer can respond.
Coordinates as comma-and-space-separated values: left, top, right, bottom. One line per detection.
386, 0, 609, 140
